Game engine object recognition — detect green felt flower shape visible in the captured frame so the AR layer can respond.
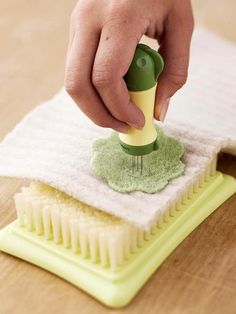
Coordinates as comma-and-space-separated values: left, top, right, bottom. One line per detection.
90, 126, 185, 194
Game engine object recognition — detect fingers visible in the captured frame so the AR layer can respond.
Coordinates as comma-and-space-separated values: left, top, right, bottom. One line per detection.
65, 17, 129, 133
155, 0, 194, 121
92, 19, 146, 129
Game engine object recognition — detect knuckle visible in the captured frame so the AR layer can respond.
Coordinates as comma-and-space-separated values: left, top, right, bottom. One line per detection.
92, 68, 114, 88
65, 78, 77, 96
65, 75, 83, 98
169, 72, 188, 89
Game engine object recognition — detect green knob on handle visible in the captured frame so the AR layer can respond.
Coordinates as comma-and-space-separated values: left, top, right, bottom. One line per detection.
124, 43, 164, 92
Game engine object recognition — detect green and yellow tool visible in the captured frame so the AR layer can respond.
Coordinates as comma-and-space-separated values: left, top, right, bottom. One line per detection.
119, 44, 164, 174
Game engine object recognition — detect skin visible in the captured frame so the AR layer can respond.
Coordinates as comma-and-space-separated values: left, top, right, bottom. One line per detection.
65, 0, 194, 133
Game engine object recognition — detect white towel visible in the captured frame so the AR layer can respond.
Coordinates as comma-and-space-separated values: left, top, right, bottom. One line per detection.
0, 88, 226, 230
167, 28, 236, 154
0, 28, 235, 230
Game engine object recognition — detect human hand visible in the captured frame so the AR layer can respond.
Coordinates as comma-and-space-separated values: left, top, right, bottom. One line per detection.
65, 0, 194, 132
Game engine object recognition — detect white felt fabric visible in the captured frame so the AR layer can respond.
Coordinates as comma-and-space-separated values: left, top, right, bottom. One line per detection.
0, 89, 226, 230
167, 28, 236, 155
0, 28, 235, 230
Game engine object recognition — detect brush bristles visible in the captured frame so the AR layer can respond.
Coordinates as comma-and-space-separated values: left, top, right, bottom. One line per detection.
14, 158, 217, 271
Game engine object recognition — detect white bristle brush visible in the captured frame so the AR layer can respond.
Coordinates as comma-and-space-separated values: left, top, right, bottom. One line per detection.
1, 156, 235, 308
14, 158, 217, 271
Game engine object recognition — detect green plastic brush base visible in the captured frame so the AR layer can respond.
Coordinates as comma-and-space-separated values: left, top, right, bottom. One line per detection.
0, 172, 235, 308
119, 138, 158, 156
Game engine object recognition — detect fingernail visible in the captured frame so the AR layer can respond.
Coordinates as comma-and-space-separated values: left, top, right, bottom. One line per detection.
159, 98, 170, 122
119, 125, 131, 133
129, 122, 144, 129
128, 114, 145, 129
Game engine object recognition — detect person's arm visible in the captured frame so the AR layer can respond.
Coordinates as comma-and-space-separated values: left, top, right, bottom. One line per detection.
65, 0, 194, 132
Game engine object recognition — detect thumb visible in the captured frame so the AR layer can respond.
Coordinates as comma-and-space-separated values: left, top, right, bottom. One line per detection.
155, 2, 194, 121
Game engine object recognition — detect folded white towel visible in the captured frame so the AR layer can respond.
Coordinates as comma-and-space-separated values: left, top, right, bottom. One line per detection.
0, 88, 226, 230
167, 28, 236, 154
0, 28, 235, 230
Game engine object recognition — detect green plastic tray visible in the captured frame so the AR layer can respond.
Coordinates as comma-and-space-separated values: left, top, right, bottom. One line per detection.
0, 172, 235, 308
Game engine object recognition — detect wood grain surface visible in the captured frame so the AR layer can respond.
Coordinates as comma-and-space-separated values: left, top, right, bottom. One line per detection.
0, 1, 235, 313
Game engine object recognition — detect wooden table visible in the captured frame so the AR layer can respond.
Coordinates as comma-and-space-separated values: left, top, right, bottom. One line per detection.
0, 1, 235, 313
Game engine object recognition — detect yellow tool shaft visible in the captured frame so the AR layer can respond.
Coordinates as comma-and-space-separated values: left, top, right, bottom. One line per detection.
119, 84, 157, 146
